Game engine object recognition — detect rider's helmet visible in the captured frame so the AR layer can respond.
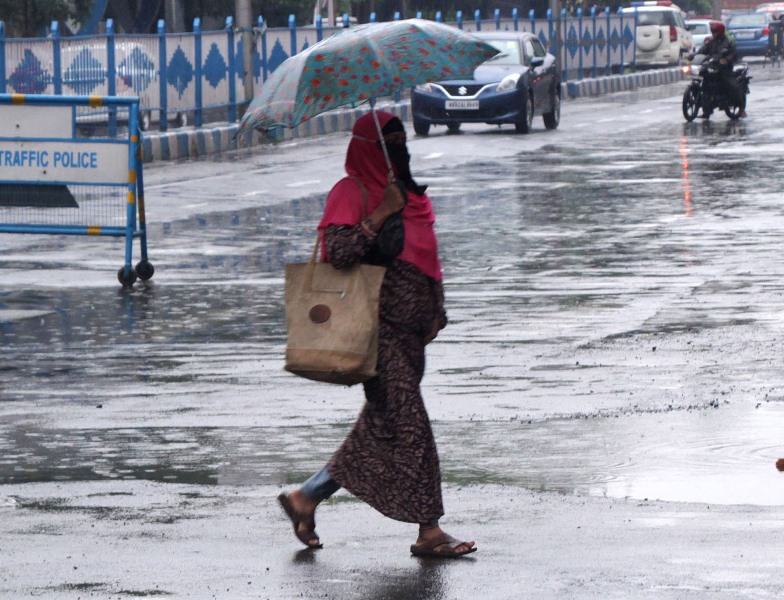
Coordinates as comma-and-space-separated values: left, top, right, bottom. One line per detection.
710, 21, 726, 37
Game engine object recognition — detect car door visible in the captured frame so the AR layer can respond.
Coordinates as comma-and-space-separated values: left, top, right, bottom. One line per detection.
527, 37, 553, 113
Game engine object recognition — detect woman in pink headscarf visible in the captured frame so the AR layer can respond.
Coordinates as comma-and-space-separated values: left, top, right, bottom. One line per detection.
277, 111, 476, 559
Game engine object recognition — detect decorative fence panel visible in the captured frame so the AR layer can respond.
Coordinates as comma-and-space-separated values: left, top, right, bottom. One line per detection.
197, 29, 232, 113
5, 36, 56, 95
166, 31, 197, 117
115, 33, 160, 121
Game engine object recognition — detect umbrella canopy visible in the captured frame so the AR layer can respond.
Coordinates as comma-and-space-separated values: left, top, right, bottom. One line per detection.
237, 18, 499, 134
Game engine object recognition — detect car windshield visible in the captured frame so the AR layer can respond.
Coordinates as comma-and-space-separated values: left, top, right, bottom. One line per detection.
483, 39, 521, 65
687, 23, 709, 33
729, 14, 767, 26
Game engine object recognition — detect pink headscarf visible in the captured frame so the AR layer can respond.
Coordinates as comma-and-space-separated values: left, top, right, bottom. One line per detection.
318, 110, 443, 281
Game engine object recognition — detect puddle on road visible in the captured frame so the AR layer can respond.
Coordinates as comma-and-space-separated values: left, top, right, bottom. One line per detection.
2, 404, 783, 506
439, 404, 784, 506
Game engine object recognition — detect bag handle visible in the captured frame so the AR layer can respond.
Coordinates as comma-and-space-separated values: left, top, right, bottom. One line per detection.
301, 178, 369, 293
350, 176, 369, 219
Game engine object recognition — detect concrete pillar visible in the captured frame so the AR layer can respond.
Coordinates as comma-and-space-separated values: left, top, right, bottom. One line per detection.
550, 0, 562, 78
712, 0, 723, 20
236, 0, 254, 105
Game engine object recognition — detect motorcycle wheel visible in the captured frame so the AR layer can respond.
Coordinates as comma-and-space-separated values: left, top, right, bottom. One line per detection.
682, 87, 700, 122
724, 94, 746, 120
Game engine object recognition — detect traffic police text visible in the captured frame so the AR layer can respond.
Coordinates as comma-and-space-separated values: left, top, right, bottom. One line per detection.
1, 149, 99, 169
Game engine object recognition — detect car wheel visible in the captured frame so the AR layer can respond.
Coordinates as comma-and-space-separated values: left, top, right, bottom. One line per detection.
446, 122, 461, 133
682, 87, 699, 122
140, 111, 151, 132
515, 94, 533, 134
413, 118, 430, 136
543, 91, 560, 130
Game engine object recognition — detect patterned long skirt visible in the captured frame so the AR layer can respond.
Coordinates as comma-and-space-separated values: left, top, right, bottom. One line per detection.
326, 261, 444, 524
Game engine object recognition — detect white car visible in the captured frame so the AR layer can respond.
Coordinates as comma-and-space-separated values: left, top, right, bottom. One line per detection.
685, 18, 715, 49
622, 1, 694, 68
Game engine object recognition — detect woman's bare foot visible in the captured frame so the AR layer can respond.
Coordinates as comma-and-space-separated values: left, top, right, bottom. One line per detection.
410, 525, 476, 558
277, 489, 322, 548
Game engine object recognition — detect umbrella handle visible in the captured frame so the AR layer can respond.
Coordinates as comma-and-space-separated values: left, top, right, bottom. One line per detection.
370, 100, 395, 184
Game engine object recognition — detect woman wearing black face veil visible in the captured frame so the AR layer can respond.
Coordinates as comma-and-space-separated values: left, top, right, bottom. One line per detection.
277, 112, 476, 559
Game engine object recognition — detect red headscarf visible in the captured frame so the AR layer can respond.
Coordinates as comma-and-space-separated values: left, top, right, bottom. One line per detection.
318, 110, 443, 281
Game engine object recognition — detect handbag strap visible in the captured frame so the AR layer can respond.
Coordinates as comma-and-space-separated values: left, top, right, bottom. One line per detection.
303, 177, 369, 290
349, 176, 369, 218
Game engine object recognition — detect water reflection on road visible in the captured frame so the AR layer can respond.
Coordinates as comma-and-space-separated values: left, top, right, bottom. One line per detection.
3, 404, 783, 505
3, 93, 784, 507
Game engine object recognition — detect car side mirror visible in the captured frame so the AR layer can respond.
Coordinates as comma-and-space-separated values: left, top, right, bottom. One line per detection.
531, 56, 545, 67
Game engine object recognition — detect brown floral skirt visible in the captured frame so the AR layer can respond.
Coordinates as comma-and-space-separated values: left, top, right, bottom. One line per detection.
326, 261, 444, 524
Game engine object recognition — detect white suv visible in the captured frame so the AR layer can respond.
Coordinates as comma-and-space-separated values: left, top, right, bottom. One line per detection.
622, 1, 694, 68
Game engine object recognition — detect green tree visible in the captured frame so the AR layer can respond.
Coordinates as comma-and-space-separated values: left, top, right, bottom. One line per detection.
181, 0, 320, 28
0, 0, 93, 37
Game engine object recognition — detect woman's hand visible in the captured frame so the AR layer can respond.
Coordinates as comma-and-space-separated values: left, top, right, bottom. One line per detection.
424, 318, 442, 345
365, 181, 406, 232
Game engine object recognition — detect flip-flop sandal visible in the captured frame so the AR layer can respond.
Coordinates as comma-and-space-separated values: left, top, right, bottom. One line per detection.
410, 532, 477, 558
277, 493, 323, 549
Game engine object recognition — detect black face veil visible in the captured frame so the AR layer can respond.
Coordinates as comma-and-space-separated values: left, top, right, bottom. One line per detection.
380, 117, 427, 195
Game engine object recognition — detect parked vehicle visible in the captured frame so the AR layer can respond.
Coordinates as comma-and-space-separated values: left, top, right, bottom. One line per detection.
681, 53, 751, 121
756, 2, 784, 18
727, 12, 775, 56
686, 18, 715, 48
410, 31, 560, 135
622, 1, 694, 68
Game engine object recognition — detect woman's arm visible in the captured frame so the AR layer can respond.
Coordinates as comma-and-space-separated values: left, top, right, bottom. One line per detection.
323, 224, 374, 269
323, 183, 406, 269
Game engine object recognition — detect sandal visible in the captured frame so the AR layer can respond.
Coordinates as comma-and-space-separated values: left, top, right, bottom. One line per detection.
277, 493, 323, 549
410, 532, 477, 558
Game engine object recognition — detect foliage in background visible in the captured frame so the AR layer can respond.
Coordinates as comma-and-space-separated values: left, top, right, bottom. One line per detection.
0, 0, 93, 37
0, 0, 719, 38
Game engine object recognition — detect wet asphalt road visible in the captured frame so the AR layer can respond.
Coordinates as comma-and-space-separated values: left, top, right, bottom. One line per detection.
3, 62, 784, 598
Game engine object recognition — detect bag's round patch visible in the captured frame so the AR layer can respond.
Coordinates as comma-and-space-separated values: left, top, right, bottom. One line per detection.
309, 304, 331, 323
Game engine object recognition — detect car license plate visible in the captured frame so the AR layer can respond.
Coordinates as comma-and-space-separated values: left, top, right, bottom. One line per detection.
445, 100, 479, 110
735, 31, 755, 39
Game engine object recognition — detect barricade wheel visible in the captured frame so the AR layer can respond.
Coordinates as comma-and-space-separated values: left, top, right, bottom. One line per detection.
118, 266, 138, 287
135, 260, 155, 281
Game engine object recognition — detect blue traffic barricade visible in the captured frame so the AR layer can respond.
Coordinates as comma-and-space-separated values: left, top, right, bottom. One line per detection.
0, 93, 153, 286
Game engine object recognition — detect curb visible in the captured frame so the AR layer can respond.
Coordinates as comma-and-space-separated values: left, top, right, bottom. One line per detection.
141, 67, 685, 164
140, 103, 410, 164
565, 66, 685, 98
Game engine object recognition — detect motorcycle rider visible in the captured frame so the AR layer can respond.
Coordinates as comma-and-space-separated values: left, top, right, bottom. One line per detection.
698, 20, 745, 118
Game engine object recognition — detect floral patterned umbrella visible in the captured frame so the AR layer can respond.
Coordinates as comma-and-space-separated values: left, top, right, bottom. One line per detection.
237, 18, 499, 134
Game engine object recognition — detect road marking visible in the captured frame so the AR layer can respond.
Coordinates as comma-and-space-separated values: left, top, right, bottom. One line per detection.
286, 180, 321, 187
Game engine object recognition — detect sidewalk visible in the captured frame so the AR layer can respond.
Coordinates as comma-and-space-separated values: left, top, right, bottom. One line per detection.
141, 67, 686, 164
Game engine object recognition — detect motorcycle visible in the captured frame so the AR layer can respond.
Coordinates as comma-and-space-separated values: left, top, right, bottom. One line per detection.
681, 53, 751, 122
